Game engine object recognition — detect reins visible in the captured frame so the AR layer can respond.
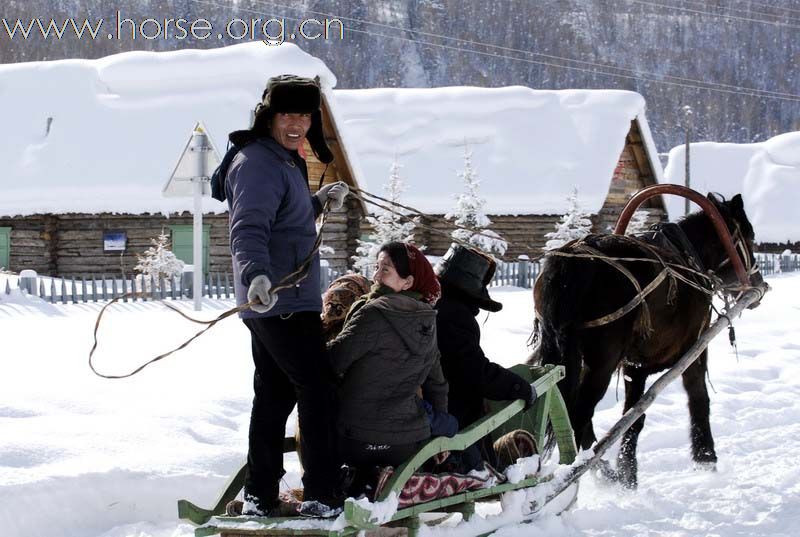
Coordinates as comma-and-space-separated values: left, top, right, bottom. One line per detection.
88, 202, 333, 379
89, 184, 760, 379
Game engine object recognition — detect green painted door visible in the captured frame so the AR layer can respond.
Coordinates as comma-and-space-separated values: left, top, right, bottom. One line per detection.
0, 227, 10, 270
169, 225, 210, 272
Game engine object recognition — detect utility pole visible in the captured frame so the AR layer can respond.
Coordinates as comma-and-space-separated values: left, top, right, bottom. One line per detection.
683, 105, 693, 217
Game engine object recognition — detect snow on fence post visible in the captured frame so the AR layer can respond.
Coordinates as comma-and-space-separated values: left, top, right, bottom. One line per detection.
49, 279, 56, 303
131, 276, 138, 302
70, 278, 77, 304
171, 275, 179, 300
150, 275, 157, 301
205, 272, 212, 298
20, 270, 37, 295
215, 273, 222, 299
111, 277, 118, 300
80, 277, 88, 303
224, 273, 231, 299
61, 278, 67, 304
39, 278, 45, 299
90, 276, 98, 302
182, 267, 193, 300
517, 255, 530, 288
101, 275, 108, 301
159, 276, 166, 300
4, 279, 10, 295
122, 274, 129, 303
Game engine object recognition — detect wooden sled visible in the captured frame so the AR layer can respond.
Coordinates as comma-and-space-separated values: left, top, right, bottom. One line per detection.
178, 364, 577, 537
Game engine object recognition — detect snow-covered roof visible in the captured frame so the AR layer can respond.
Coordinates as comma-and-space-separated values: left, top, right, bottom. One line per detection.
0, 42, 337, 217
663, 131, 800, 243
332, 87, 662, 215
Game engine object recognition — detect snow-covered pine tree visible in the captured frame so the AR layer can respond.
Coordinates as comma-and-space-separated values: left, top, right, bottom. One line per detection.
134, 230, 185, 289
352, 158, 418, 274
445, 146, 507, 256
543, 187, 593, 250
626, 209, 652, 235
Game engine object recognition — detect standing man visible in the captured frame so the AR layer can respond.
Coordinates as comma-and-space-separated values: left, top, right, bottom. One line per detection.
434, 244, 535, 470
215, 75, 349, 516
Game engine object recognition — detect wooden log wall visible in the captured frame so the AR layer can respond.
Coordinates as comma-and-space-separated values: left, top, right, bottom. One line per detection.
596, 144, 666, 233
319, 198, 361, 272
414, 214, 562, 260
0, 215, 55, 274
755, 241, 800, 254
1, 209, 357, 277
54, 213, 232, 276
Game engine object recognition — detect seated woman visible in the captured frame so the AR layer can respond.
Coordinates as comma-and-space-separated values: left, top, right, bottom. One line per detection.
327, 242, 448, 480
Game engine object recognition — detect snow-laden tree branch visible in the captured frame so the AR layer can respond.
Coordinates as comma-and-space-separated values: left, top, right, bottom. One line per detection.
353, 158, 419, 274
543, 187, 593, 251
446, 146, 507, 256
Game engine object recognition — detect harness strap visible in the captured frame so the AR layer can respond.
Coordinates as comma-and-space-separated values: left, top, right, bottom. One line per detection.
571, 244, 656, 333
546, 236, 719, 332
582, 268, 668, 330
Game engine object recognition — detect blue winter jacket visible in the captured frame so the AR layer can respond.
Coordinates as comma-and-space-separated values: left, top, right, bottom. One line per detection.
224, 136, 323, 318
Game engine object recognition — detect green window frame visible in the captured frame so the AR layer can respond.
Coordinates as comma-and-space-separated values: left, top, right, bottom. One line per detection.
169, 225, 210, 272
0, 227, 10, 270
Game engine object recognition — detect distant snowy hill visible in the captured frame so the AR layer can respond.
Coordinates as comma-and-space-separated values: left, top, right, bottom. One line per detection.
2, 0, 798, 151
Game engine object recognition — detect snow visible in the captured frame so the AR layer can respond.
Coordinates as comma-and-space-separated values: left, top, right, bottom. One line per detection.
0, 42, 336, 217
663, 131, 800, 244
2, 270, 799, 537
0, 45, 668, 223
333, 87, 662, 215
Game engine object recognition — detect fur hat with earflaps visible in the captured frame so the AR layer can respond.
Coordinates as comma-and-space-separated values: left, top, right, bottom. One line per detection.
242, 74, 334, 164
435, 243, 503, 312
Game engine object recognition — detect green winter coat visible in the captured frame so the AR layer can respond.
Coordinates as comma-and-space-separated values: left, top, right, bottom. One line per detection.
328, 287, 448, 445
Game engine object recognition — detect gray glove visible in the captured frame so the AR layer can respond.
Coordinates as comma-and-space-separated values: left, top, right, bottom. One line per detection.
247, 275, 278, 313
315, 181, 349, 210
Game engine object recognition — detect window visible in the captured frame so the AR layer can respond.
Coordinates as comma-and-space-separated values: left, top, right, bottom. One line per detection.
0, 227, 10, 270
168, 225, 210, 272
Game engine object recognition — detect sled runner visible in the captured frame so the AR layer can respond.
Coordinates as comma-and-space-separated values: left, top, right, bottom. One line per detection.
178, 363, 578, 537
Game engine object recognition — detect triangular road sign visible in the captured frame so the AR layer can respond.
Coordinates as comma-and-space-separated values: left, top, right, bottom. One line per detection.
162, 121, 221, 198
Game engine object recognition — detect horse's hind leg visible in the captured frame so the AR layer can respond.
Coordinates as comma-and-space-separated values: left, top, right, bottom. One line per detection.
682, 350, 717, 468
616, 365, 647, 489
570, 339, 624, 451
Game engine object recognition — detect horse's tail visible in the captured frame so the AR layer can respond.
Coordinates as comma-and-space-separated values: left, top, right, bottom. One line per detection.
532, 253, 592, 411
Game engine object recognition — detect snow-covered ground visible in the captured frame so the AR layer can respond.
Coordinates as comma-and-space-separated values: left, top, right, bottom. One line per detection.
1, 273, 799, 537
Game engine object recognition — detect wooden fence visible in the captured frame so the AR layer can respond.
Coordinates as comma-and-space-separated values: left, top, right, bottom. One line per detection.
754, 252, 800, 276
15, 252, 800, 303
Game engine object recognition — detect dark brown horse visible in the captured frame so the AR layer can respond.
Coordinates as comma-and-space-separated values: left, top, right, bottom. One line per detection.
531, 193, 765, 488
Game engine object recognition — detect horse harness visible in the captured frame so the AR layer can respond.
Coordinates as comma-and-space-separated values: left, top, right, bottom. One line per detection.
547, 223, 724, 333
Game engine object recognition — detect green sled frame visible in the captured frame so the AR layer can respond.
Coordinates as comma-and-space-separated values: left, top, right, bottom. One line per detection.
178, 364, 577, 537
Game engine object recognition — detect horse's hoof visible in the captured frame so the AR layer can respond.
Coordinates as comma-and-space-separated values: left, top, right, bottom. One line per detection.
594, 459, 618, 483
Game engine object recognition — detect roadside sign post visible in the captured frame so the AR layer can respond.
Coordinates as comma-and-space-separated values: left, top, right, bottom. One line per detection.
163, 123, 220, 311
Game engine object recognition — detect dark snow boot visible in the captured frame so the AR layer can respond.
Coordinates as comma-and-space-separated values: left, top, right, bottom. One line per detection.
297, 500, 343, 518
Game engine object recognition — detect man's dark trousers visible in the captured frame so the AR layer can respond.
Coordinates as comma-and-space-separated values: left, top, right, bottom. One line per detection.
243, 312, 339, 505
